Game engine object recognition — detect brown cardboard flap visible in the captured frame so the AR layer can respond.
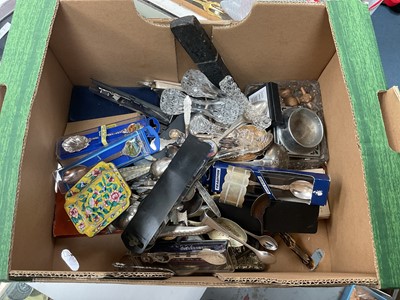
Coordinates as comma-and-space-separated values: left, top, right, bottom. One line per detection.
212, 3, 336, 88
379, 86, 400, 152
51, 0, 179, 86
11, 49, 72, 271
318, 54, 376, 274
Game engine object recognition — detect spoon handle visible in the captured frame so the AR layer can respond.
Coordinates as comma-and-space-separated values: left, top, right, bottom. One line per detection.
243, 229, 278, 251
201, 210, 276, 264
243, 229, 259, 240
118, 164, 151, 181
195, 182, 221, 217
201, 212, 247, 247
268, 184, 290, 191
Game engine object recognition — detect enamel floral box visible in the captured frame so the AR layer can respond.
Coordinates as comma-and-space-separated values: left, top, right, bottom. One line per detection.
64, 162, 131, 237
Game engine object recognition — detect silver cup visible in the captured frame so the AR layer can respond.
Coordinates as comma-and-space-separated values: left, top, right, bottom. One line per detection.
278, 107, 324, 155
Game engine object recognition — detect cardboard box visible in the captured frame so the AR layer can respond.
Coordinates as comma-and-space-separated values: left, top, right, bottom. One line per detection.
1, 0, 400, 288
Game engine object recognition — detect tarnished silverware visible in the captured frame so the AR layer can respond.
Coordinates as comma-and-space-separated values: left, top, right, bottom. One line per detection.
201, 210, 276, 265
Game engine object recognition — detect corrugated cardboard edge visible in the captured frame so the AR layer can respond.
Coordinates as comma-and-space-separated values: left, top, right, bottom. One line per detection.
325, 0, 380, 287
8, 0, 60, 278
0, 0, 60, 281
216, 273, 379, 287
9, 270, 174, 281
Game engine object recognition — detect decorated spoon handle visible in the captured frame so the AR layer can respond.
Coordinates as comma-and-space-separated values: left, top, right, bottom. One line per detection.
268, 184, 290, 191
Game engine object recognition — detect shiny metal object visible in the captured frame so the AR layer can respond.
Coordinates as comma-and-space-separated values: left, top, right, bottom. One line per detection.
141, 249, 227, 266
195, 181, 221, 217
62, 165, 88, 185
207, 217, 247, 248
61, 123, 140, 153
114, 201, 140, 230
150, 157, 172, 178
268, 180, 313, 200
201, 210, 276, 265
243, 230, 278, 251
234, 143, 289, 168
158, 224, 213, 238
279, 233, 324, 271
138, 79, 182, 91
278, 107, 324, 154
119, 164, 151, 181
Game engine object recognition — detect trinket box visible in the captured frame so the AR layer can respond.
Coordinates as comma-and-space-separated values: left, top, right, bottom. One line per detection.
64, 162, 131, 237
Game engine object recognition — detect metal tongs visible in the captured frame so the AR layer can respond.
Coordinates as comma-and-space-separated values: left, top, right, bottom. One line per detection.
90, 78, 173, 126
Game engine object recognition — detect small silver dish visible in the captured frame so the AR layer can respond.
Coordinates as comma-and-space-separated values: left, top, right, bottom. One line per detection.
278, 107, 324, 155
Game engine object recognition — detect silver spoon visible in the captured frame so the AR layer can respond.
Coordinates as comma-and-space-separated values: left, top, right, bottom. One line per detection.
195, 181, 221, 218
150, 157, 172, 178
268, 180, 313, 200
62, 123, 139, 153
62, 156, 172, 186
201, 210, 276, 265
234, 143, 289, 168
243, 229, 278, 251
62, 165, 89, 185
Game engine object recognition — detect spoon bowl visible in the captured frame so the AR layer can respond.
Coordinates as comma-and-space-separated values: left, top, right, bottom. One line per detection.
62, 165, 89, 185
150, 157, 172, 178
269, 180, 313, 200
243, 229, 278, 251
235, 143, 289, 168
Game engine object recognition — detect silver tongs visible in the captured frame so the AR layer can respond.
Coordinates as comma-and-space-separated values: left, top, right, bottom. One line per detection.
90, 78, 173, 125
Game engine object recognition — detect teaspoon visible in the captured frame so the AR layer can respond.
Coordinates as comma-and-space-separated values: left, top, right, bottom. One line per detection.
243, 229, 278, 251
201, 210, 276, 265
62, 165, 89, 185
268, 180, 313, 200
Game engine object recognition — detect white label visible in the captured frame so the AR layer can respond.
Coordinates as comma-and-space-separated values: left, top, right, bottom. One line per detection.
215, 168, 221, 191
61, 249, 80, 271
0, 22, 11, 40
249, 86, 268, 104
257, 176, 271, 195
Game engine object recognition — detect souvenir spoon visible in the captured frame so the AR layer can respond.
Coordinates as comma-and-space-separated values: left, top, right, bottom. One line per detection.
243, 230, 278, 251
268, 180, 313, 200
62, 123, 141, 153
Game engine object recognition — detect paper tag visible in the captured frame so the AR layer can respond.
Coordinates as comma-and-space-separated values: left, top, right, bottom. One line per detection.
248, 86, 268, 104
0, 22, 11, 40
61, 249, 79, 271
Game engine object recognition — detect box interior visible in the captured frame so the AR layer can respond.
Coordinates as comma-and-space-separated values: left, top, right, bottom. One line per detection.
9, 0, 378, 285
